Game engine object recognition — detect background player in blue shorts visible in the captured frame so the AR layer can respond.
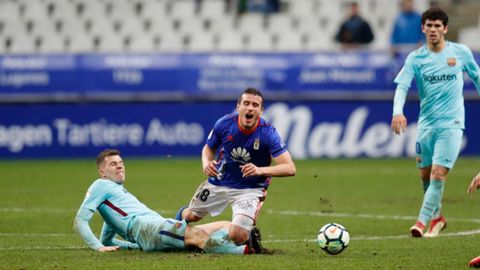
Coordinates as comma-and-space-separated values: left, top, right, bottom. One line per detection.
391, 7, 480, 238
176, 88, 296, 246
74, 149, 262, 254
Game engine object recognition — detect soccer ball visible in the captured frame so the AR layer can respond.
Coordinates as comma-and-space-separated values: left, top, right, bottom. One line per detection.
317, 223, 350, 255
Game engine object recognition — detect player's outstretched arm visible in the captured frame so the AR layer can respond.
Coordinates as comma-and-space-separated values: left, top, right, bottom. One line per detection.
74, 208, 107, 250
467, 172, 480, 193
240, 151, 296, 177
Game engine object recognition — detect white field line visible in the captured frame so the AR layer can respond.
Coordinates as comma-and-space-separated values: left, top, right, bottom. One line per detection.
265, 209, 480, 224
2, 208, 480, 249
0, 208, 174, 215
0, 246, 86, 251
263, 229, 480, 243
1, 229, 480, 251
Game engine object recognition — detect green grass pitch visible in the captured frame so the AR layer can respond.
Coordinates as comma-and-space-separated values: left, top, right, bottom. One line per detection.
1, 157, 480, 269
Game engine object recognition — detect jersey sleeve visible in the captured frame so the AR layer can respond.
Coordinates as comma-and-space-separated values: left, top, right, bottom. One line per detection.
394, 53, 415, 88
393, 53, 415, 116
266, 126, 287, 158
99, 222, 140, 250
73, 180, 109, 250
206, 116, 226, 149
461, 45, 480, 93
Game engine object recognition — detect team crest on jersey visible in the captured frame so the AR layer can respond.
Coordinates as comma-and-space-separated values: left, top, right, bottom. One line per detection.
231, 147, 251, 164
253, 138, 260, 150
447, 57, 456, 66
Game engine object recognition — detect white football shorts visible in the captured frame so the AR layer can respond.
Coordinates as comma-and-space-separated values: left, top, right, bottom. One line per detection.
188, 180, 267, 223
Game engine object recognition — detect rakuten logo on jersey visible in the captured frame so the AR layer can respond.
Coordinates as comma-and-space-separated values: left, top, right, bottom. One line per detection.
231, 147, 251, 164
422, 73, 457, 84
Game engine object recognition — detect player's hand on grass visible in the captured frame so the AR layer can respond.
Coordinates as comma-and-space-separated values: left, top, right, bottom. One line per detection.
203, 160, 219, 177
467, 173, 480, 193
391, 115, 407, 135
97, 246, 120, 252
240, 163, 264, 177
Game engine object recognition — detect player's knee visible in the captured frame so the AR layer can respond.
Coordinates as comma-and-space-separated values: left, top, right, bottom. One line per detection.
430, 167, 449, 180
230, 215, 254, 244
228, 225, 250, 244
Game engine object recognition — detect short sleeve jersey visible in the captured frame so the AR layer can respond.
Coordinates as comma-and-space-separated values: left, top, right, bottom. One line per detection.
206, 113, 287, 189
394, 42, 480, 129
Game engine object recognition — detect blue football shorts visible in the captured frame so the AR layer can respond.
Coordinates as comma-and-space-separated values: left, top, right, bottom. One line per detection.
415, 128, 464, 169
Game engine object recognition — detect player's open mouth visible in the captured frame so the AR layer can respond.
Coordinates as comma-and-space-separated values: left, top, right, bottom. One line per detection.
246, 113, 253, 120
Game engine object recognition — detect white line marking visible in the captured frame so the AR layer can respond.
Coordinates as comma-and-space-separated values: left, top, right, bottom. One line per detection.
0, 246, 86, 251
266, 209, 480, 224
0, 208, 174, 214
0, 233, 73, 237
263, 229, 480, 243
1, 229, 479, 250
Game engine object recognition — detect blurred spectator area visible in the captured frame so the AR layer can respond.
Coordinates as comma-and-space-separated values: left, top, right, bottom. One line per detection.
0, 0, 478, 54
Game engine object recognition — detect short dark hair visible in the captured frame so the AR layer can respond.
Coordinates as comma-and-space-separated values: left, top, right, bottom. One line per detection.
421, 7, 448, 26
96, 149, 121, 169
237, 88, 264, 108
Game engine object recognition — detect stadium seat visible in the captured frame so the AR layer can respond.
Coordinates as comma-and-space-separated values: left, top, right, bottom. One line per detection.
275, 32, 304, 52
84, 17, 116, 37
157, 32, 185, 52
245, 31, 273, 52
237, 13, 266, 34
125, 32, 156, 52
186, 32, 216, 52
216, 32, 245, 52
205, 15, 236, 35
6, 33, 37, 54
115, 17, 145, 37
169, 0, 198, 19
104, 0, 137, 20
0, 20, 27, 38
140, 0, 167, 21
20, 1, 49, 21
285, 0, 315, 18
304, 30, 336, 51
95, 33, 126, 53
267, 14, 294, 36
0, 1, 21, 22
66, 32, 95, 53
146, 17, 175, 36
37, 34, 66, 54
199, 0, 227, 18
177, 17, 206, 36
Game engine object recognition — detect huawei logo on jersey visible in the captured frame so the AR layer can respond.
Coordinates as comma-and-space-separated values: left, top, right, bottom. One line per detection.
231, 147, 251, 164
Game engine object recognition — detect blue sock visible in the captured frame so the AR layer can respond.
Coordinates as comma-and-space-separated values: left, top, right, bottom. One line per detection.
422, 180, 440, 218
203, 229, 246, 255
418, 179, 445, 225
175, 206, 188, 221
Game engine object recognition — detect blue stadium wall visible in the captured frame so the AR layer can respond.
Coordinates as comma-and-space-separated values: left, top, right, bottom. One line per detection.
1, 52, 479, 159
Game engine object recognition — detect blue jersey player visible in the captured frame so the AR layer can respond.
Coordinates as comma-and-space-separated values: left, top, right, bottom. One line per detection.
391, 8, 480, 238
74, 149, 263, 254
176, 88, 296, 245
